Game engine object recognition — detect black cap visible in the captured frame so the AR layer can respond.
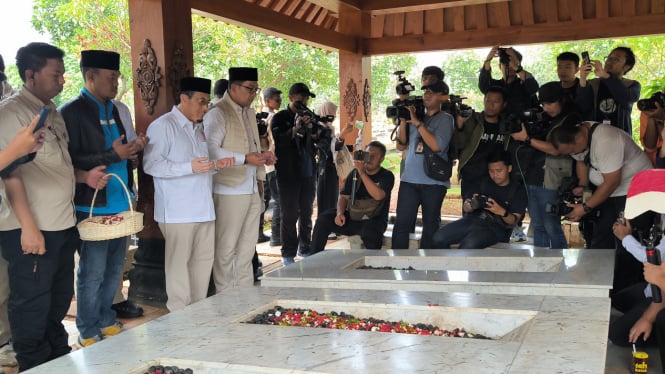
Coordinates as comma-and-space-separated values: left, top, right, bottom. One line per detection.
180, 77, 211, 94
229, 67, 258, 82
538, 81, 564, 103
263, 87, 282, 100
421, 80, 450, 95
80, 50, 120, 70
289, 83, 315, 98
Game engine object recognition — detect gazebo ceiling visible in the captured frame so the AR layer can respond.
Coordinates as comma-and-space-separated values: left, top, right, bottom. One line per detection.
192, 0, 665, 55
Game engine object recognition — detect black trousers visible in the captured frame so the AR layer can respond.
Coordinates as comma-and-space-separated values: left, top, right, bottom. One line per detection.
311, 208, 387, 253
0, 227, 78, 372
609, 283, 665, 367
589, 196, 653, 293
267, 171, 280, 238
316, 163, 339, 214
278, 176, 316, 258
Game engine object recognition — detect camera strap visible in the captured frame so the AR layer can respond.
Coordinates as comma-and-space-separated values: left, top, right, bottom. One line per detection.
583, 122, 600, 168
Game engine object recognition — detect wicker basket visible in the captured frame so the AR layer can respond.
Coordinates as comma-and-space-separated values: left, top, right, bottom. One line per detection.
77, 173, 143, 241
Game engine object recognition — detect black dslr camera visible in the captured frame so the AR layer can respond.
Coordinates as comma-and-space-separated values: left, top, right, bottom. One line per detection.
469, 194, 490, 211
545, 177, 579, 216
292, 101, 334, 139
637, 91, 665, 111
256, 112, 269, 136
498, 48, 511, 65
353, 150, 370, 162
385, 70, 424, 120
441, 95, 474, 119
498, 108, 543, 135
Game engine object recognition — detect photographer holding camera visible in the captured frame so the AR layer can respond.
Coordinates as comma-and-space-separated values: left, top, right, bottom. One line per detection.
310, 141, 395, 254
550, 119, 652, 293
271, 83, 322, 263
392, 78, 454, 249
641, 90, 665, 168
432, 151, 527, 249
509, 82, 581, 248
479, 46, 539, 117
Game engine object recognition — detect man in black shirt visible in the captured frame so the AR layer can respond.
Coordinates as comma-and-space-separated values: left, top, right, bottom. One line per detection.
311, 141, 395, 252
432, 151, 527, 249
271, 83, 319, 264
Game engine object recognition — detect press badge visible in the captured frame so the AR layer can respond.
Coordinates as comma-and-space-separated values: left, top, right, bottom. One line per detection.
415, 140, 424, 154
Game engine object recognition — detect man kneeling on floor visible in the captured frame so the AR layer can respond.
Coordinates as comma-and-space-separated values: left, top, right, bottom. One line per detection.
432, 151, 527, 249
310, 141, 395, 253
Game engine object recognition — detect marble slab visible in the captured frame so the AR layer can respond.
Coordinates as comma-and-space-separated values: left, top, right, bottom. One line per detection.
261, 248, 615, 297
25, 287, 610, 374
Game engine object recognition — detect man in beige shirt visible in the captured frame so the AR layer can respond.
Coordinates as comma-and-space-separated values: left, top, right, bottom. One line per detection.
0, 42, 105, 372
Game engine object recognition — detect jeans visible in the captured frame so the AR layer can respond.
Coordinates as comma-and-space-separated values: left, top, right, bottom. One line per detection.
392, 182, 447, 249
432, 215, 507, 249
527, 185, 568, 249
75, 212, 126, 339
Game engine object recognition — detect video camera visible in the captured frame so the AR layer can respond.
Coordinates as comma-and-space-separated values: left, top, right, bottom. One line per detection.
441, 95, 474, 119
637, 91, 665, 111
256, 112, 269, 136
353, 150, 371, 162
293, 101, 335, 139
386, 71, 424, 121
498, 108, 543, 135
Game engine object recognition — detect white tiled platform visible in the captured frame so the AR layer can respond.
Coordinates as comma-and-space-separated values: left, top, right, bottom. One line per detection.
261, 247, 615, 297
25, 287, 611, 374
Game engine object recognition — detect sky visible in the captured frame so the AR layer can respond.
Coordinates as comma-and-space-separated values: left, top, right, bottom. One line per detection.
0, 0, 51, 65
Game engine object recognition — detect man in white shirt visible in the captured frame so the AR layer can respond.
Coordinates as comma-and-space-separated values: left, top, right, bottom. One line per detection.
204, 67, 274, 291
143, 77, 233, 311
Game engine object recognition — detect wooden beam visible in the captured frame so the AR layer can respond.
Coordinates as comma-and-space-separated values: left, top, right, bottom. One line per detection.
364, 14, 665, 55
361, 0, 511, 16
596, 0, 609, 18
424, 8, 444, 33
191, 0, 356, 52
304, 0, 360, 13
569, 0, 584, 22
520, 0, 534, 25
488, 1, 510, 27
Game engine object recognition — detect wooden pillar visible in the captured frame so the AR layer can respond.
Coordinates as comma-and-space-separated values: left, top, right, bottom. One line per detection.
127, 0, 194, 307
338, 5, 372, 149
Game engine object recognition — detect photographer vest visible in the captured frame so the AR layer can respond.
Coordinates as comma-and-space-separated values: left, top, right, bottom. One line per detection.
211, 93, 264, 187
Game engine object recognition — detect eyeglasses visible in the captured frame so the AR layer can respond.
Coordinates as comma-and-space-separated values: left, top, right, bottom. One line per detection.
239, 84, 261, 94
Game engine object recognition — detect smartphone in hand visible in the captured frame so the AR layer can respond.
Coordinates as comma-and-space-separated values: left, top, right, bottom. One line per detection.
34, 107, 50, 133
581, 51, 590, 65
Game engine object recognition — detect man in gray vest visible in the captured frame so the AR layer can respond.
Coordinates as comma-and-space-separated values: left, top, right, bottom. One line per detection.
204, 67, 274, 291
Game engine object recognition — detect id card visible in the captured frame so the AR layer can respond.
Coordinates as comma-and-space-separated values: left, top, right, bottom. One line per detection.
415, 140, 424, 154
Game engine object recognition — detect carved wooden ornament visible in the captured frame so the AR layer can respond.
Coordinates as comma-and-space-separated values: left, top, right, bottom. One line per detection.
363, 78, 371, 122
169, 44, 190, 102
343, 78, 359, 120
136, 39, 162, 115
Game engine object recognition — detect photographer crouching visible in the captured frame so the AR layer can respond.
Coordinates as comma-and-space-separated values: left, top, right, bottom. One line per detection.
432, 151, 527, 249
310, 141, 395, 254
392, 79, 455, 249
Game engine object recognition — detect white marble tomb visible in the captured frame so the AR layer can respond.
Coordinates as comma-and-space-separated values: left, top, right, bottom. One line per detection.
25, 286, 610, 374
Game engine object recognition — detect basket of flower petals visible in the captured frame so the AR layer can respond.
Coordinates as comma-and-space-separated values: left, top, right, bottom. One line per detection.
77, 173, 143, 241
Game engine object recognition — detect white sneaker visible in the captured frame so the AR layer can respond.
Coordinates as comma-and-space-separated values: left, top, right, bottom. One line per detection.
0, 343, 17, 367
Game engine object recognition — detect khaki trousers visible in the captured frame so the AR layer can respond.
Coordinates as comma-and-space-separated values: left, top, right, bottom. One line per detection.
159, 221, 215, 311
212, 193, 261, 292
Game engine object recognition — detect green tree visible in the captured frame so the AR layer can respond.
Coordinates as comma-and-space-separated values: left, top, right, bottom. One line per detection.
370, 54, 418, 126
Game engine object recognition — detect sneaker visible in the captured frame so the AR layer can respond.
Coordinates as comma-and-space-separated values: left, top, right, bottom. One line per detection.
78, 334, 102, 348
512, 227, 527, 242
257, 233, 270, 243
282, 256, 295, 265
0, 343, 17, 367
101, 321, 123, 337
112, 300, 144, 319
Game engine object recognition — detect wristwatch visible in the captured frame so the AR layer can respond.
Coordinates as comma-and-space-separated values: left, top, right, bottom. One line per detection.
502, 210, 509, 218
582, 203, 593, 214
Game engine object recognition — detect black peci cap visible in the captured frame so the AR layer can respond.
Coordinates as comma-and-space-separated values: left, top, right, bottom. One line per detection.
80, 50, 120, 71
180, 77, 212, 94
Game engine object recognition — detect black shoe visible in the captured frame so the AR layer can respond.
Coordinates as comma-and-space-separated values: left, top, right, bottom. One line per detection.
269, 238, 282, 246
257, 233, 270, 243
254, 267, 263, 282
112, 301, 144, 319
